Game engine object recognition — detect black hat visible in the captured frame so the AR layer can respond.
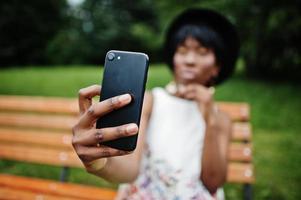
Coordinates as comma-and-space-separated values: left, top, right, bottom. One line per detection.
164, 8, 240, 85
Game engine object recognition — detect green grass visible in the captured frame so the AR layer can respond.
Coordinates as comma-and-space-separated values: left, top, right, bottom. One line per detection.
0, 65, 301, 199
0, 64, 172, 97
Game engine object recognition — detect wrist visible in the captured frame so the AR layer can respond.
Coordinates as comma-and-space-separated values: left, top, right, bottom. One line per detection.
206, 104, 219, 127
85, 158, 108, 174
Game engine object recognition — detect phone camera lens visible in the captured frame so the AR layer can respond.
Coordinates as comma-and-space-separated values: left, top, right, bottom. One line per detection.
107, 53, 115, 61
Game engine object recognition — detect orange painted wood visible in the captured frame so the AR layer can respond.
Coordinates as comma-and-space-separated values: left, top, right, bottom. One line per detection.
217, 102, 250, 121
0, 174, 117, 200
0, 124, 251, 148
0, 142, 252, 183
227, 163, 255, 183
232, 122, 252, 141
0, 95, 254, 189
0, 95, 249, 121
0, 95, 78, 115
0, 130, 251, 163
0, 128, 72, 148
0, 113, 77, 130
0, 187, 84, 200
229, 143, 252, 162
0, 144, 83, 168
0, 166, 254, 197
0, 122, 250, 148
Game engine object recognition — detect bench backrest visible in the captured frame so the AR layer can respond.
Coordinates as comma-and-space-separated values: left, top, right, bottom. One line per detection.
0, 95, 254, 184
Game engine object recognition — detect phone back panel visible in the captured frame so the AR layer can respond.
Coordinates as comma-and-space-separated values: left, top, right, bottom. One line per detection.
96, 50, 149, 151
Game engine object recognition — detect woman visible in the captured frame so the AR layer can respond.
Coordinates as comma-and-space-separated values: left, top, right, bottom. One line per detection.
72, 8, 239, 199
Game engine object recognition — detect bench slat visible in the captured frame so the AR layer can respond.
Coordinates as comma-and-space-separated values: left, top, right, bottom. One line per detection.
0, 95, 249, 121
0, 140, 251, 164
0, 131, 251, 164
0, 128, 72, 148
0, 121, 251, 147
217, 102, 250, 121
227, 163, 255, 183
232, 122, 252, 141
0, 113, 77, 130
0, 174, 116, 200
0, 143, 252, 182
0, 187, 84, 200
0, 144, 82, 168
0, 95, 78, 115
229, 143, 252, 162
0, 113, 252, 141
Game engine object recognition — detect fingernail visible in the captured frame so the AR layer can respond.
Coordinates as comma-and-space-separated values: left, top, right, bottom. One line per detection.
119, 94, 131, 103
126, 124, 138, 133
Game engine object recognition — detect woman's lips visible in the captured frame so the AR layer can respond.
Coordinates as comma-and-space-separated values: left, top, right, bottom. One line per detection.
180, 70, 197, 80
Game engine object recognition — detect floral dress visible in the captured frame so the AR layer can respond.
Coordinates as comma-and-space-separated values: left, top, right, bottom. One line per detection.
116, 88, 221, 200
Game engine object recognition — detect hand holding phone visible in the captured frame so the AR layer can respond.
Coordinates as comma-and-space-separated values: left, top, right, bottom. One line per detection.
72, 85, 138, 172
96, 50, 149, 151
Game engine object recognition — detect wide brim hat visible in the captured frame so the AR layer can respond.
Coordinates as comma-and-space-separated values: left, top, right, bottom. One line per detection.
164, 8, 240, 85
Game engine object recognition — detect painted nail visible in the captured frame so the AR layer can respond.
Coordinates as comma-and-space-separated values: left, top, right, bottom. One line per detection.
126, 124, 138, 133
118, 94, 131, 103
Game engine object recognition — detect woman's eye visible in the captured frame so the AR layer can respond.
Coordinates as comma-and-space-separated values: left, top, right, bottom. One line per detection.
177, 47, 188, 54
198, 47, 209, 55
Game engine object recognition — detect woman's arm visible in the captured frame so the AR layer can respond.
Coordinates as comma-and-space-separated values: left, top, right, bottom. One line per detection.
72, 85, 152, 183
200, 109, 231, 194
93, 92, 153, 183
176, 84, 231, 194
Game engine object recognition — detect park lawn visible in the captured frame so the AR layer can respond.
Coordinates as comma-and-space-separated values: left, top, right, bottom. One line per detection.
0, 65, 300, 200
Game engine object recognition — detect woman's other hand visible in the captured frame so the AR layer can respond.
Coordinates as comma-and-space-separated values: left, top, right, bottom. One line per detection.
176, 84, 216, 122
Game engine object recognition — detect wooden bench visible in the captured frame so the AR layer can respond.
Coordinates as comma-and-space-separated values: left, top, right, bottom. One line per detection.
0, 95, 254, 200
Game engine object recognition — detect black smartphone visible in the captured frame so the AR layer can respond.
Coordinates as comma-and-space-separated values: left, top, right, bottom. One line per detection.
96, 50, 149, 151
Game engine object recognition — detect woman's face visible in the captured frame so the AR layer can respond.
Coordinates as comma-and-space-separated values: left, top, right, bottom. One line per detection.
173, 37, 219, 86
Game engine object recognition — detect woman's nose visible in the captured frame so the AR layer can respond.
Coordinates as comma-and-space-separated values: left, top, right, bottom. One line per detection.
184, 52, 197, 66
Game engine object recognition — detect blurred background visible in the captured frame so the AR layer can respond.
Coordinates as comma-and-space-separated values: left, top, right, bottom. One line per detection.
0, 0, 300, 199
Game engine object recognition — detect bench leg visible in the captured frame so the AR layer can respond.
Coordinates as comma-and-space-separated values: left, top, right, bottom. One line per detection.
60, 167, 69, 182
243, 184, 252, 200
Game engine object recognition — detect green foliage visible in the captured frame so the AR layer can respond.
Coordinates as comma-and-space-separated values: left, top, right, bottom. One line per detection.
0, 0, 67, 66
1, 0, 301, 82
226, 0, 301, 81
47, 0, 159, 64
